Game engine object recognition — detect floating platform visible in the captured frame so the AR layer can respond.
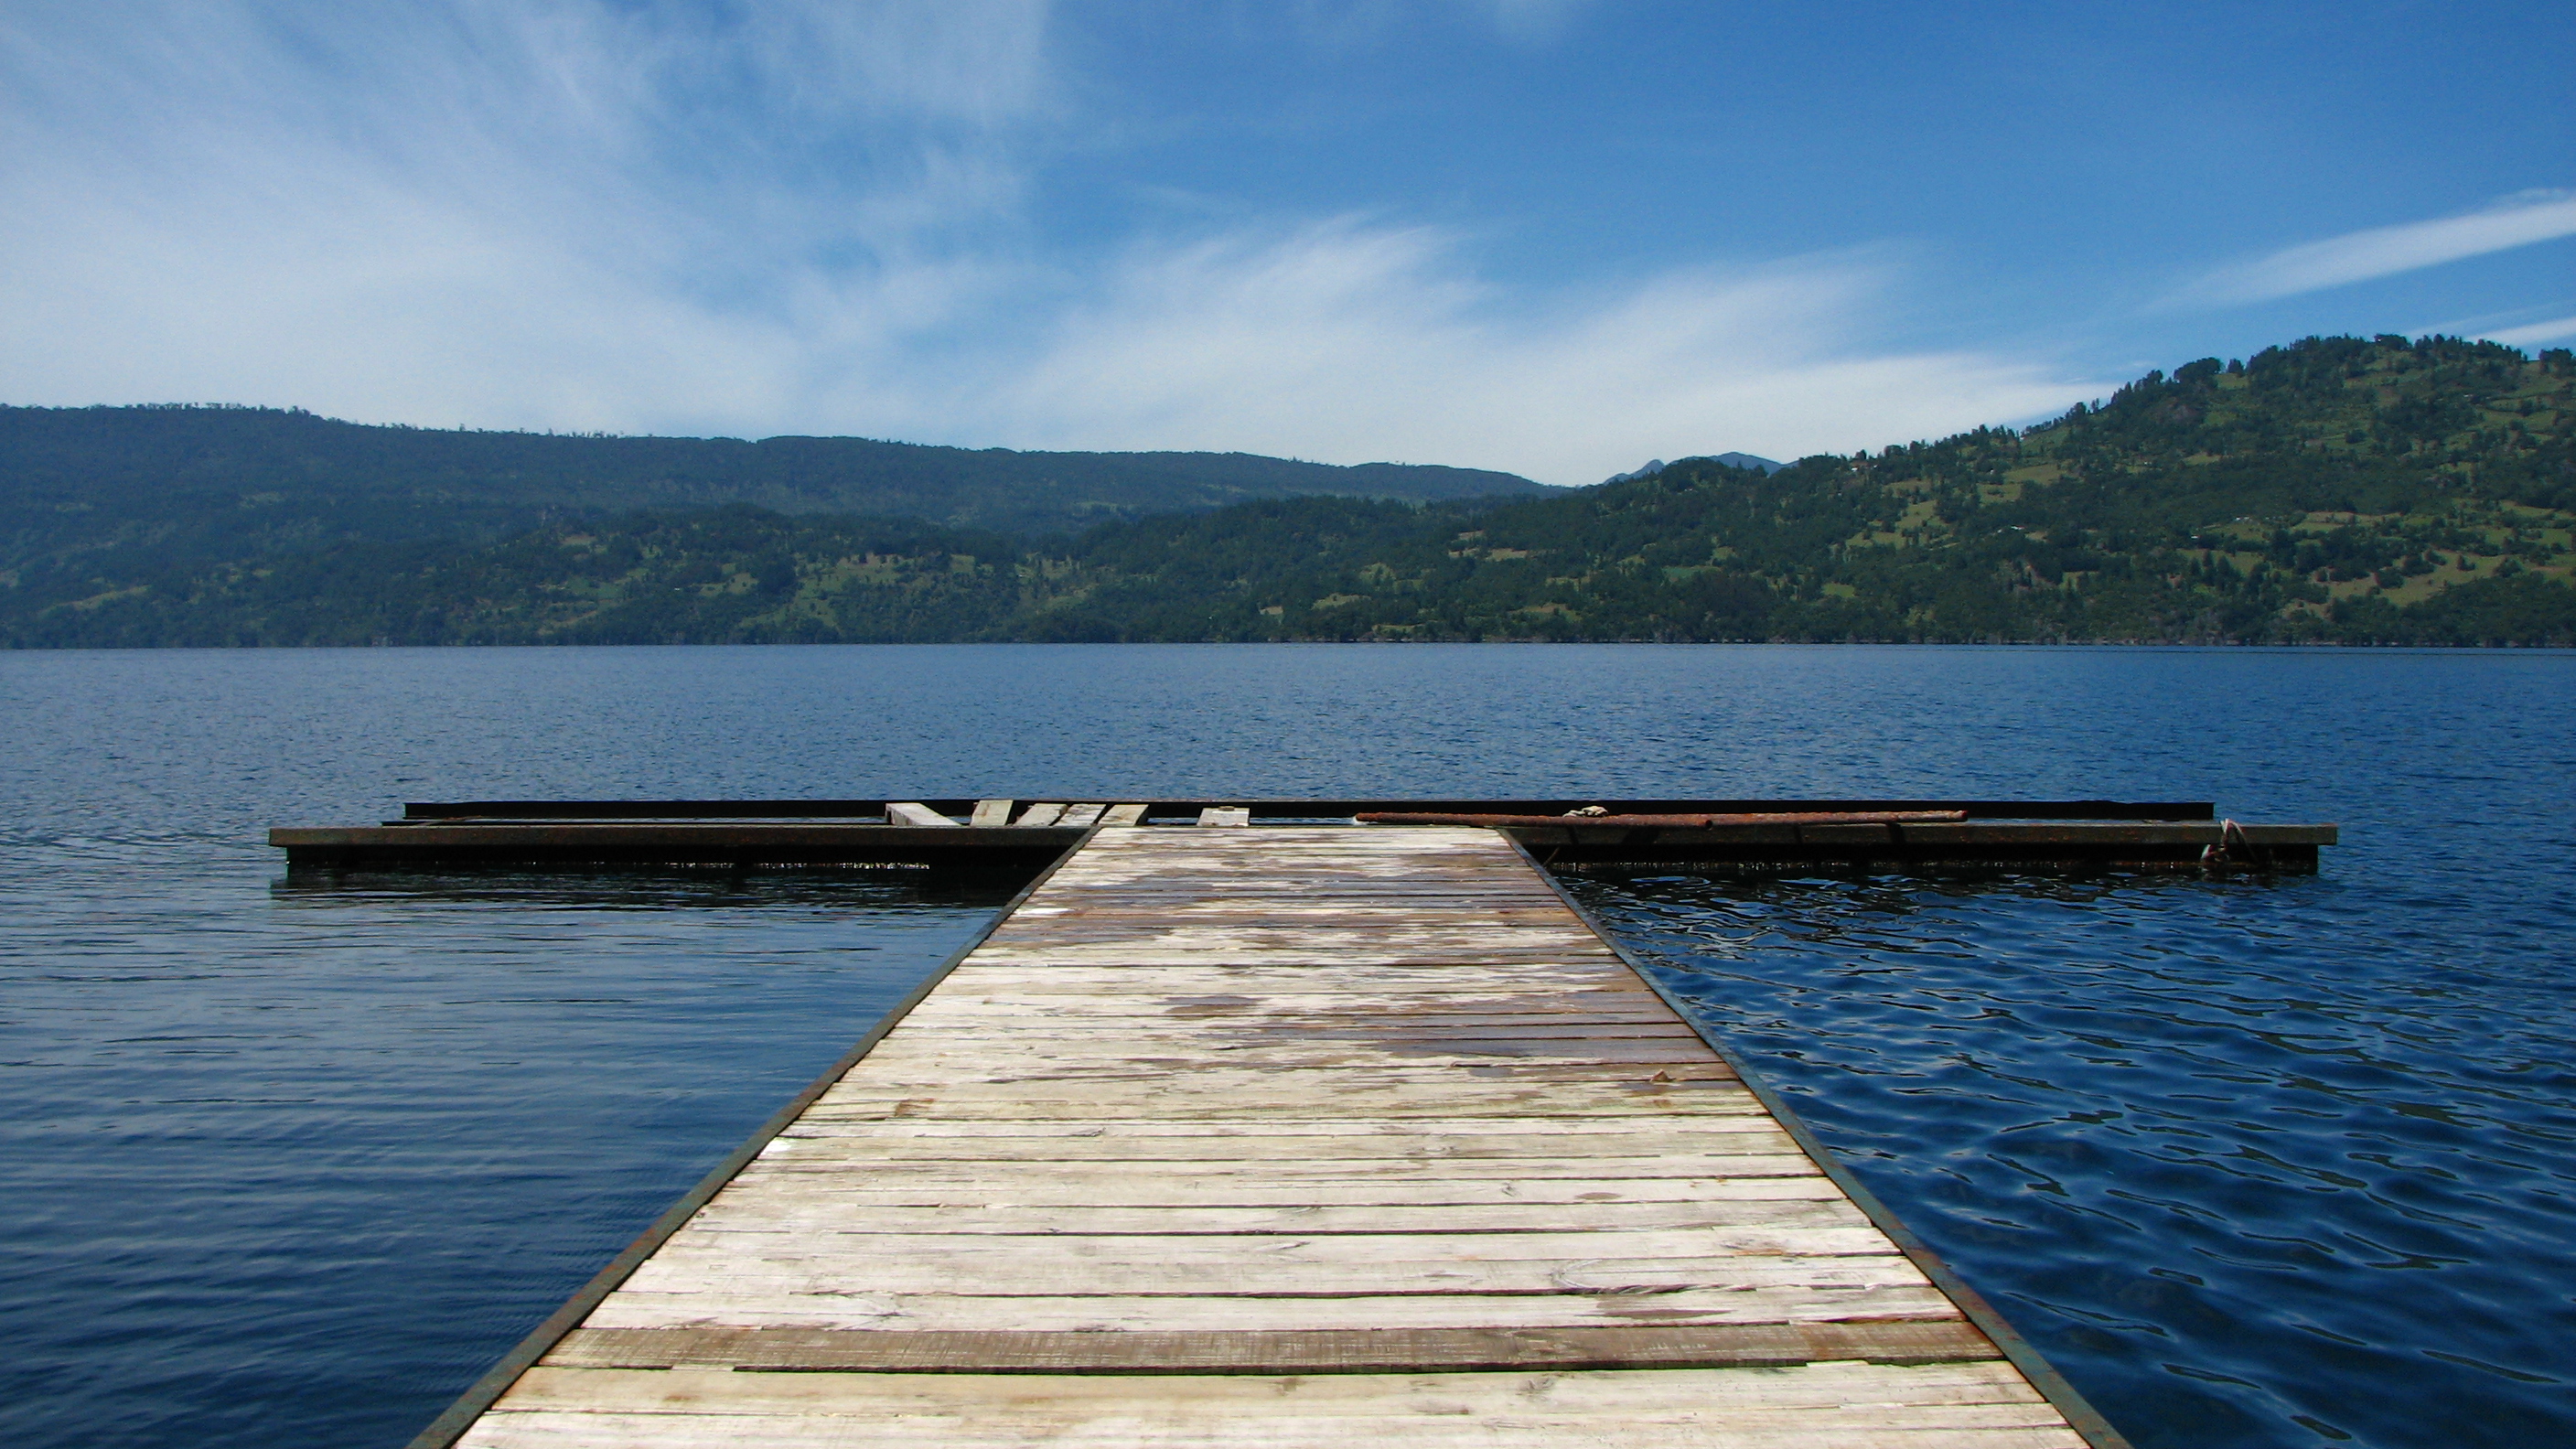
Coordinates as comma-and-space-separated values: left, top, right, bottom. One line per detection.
415, 823, 2130, 1447
274, 797, 2333, 876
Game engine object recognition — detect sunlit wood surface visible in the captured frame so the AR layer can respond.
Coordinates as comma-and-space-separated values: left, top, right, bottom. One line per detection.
456, 825, 2082, 1446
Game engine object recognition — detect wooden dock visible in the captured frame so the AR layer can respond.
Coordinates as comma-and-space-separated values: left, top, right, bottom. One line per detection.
275, 796, 2332, 875
424, 823, 2124, 1447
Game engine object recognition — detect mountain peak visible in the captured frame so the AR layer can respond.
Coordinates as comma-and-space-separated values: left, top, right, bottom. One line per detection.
1600, 459, 1667, 484
1600, 452, 1781, 486
1704, 452, 1785, 474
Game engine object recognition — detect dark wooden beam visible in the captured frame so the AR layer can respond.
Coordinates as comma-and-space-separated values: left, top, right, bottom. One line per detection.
398, 797, 2218, 822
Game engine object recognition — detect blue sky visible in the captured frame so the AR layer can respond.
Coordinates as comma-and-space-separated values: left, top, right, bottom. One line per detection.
3, 1, 2569, 484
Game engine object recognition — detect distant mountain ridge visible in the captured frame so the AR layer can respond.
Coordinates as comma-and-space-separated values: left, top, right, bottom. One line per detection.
9, 337, 2571, 648
0, 402, 1546, 586
1600, 453, 1781, 484
1707, 452, 1786, 474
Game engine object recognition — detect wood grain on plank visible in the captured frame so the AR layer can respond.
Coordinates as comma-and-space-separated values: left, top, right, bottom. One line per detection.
446, 824, 2087, 1447
882, 802, 961, 827
746, 1165, 1807, 1195
680, 1198, 1869, 1236
464, 1364, 2085, 1449
581, 1283, 1965, 1334
757, 1130, 1800, 1164
544, 1321, 2002, 1371
771, 1113, 1776, 1137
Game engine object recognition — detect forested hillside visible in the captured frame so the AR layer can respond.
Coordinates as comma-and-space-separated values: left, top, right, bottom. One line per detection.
9, 335, 2572, 648
0, 403, 1542, 583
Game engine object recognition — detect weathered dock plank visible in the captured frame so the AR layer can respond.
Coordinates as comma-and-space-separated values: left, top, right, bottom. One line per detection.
439, 826, 2118, 1447
471, 1362, 2078, 1447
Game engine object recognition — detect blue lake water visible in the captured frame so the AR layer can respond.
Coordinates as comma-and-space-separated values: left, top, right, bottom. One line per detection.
1, 643, 2570, 1447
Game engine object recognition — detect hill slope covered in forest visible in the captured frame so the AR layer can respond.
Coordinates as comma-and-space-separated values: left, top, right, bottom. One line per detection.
0, 403, 1544, 586
9, 335, 2572, 648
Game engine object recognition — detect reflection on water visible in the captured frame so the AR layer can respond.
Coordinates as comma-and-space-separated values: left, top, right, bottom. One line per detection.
1577, 871, 2576, 1449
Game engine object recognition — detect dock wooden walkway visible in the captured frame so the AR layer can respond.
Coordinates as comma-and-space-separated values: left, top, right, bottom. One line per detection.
442, 825, 2110, 1446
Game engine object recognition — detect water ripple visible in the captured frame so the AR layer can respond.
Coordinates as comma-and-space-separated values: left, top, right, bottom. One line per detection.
1581, 872, 2576, 1447
3, 642, 2570, 1447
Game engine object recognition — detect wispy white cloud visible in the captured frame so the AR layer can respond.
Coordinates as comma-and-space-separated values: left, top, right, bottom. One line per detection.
2179, 190, 2576, 306
981, 224, 2095, 481
0, 1, 1054, 431
2482, 314, 2576, 348
0, 0, 2097, 485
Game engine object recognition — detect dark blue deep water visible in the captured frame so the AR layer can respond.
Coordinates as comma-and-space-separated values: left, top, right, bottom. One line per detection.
1, 644, 2569, 1447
